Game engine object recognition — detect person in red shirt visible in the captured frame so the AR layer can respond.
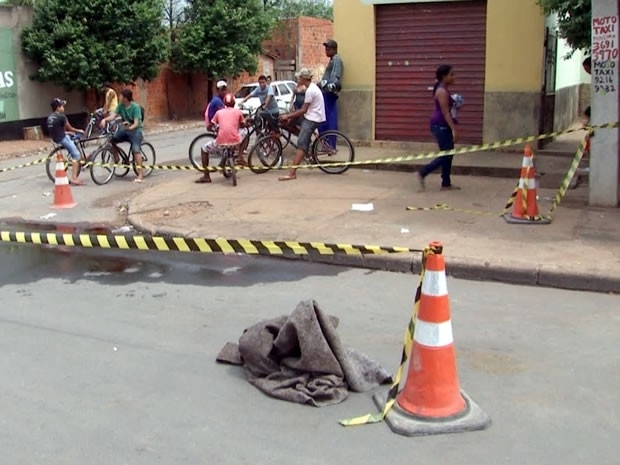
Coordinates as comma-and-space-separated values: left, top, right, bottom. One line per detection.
195, 93, 248, 183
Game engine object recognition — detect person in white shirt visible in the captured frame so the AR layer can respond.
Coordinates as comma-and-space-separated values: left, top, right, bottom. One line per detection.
278, 68, 326, 181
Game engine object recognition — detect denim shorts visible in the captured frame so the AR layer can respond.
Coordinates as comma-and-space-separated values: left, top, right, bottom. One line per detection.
112, 128, 143, 153
298, 118, 321, 152
59, 135, 81, 161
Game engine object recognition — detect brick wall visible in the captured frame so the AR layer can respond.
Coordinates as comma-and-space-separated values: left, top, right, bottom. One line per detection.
297, 17, 333, 79
264, 16, 334, 80
82, 16, 335, 123
231, 55, 276, 91
85, 65, 210, 122
85, 56, 274, 122
263, 19, 298, 60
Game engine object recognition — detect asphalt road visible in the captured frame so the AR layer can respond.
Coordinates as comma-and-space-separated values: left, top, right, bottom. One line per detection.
0, 242, 618, 464
0, 128, 205, 224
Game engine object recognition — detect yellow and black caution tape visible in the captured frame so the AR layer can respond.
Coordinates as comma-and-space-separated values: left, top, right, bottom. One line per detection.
0, 230, 422, 256
406, 186, 519, 217
545, 132, 588, 219
6, 122, 613, 175
0, 156, 48, 173
339, 243, 441, 426
83, 122, 614, 173
405, 134, 589, 222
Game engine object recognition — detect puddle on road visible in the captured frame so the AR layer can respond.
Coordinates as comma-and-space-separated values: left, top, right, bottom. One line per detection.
0, 220, 343, 287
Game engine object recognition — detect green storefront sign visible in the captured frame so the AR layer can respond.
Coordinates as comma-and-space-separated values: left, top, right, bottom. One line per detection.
0, 28, 20, 122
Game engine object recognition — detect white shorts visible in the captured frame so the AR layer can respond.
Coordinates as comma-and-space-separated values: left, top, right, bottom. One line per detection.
202, 128, 248, 153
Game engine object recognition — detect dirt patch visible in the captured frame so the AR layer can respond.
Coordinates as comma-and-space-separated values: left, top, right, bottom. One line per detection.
137, 201, 212, 222
92, 190, 140, 209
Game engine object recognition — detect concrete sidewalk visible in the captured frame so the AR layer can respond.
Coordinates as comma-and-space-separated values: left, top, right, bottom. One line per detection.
125, 166, 620, 294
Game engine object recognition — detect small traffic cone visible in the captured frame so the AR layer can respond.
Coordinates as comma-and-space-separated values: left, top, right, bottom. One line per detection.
504, 145, 550, 224
50, 152, 77, 209
373, 242, 490, 437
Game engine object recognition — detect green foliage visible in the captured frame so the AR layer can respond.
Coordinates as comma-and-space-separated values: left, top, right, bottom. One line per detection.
172, 0, 273, 77
264, 0, 333, 20
21, 0, 169, 90
538, 0, 591, 53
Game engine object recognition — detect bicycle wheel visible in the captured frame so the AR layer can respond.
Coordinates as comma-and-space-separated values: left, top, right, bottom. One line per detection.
45, 147, 71, 183
279, 128, 292, 151
135, 142, 156, 177
311, 130, 355, 174
188, 133, 215, 171
226, 155, 237, 186
114, 149, 131, 177
248, 136, 283, 174
89, 147, 116, 185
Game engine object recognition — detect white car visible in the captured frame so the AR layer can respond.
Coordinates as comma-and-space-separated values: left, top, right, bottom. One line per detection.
234, 80, 297, 115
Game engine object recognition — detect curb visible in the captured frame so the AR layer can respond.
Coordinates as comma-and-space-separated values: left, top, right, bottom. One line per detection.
126, 215, 619, 295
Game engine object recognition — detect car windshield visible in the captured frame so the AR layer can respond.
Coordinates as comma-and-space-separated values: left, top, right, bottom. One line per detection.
235, 86, 256, 99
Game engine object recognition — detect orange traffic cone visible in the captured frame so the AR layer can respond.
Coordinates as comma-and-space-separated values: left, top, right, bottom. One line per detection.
51, 152, 77, 209
374, 242, 490, 437
504, 145, 550, 224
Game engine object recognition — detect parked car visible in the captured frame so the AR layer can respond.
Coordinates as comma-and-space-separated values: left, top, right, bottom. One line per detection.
234, 80, 297, 115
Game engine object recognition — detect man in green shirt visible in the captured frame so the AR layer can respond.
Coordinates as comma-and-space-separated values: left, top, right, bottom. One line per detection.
100, 89, 145, 182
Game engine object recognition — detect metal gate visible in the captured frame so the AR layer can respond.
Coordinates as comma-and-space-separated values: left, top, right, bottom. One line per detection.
374, 1, 487, 143
538, 27, 558, 149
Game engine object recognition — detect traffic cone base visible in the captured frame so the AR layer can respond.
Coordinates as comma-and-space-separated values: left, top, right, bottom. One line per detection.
504, 144, 550, 225
503, 212, 550, 225
373, 390, 491, 437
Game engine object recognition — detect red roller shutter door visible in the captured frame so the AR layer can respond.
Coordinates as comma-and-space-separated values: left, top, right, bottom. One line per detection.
375, 1, 487, 143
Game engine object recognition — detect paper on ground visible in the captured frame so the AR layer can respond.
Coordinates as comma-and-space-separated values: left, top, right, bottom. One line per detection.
351, 203, 374, 212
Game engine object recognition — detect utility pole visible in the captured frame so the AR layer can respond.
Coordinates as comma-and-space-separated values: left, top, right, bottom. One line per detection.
589, 0, 620, 206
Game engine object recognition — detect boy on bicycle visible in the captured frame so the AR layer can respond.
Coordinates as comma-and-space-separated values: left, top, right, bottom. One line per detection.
99, 89, 145, 183
196, 93, 248, 184
239, 75, 280, 133
47, 98, 86, 185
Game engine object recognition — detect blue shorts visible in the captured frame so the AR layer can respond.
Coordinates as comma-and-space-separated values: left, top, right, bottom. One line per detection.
59, 135, 81, 161
112, 128, 143, 153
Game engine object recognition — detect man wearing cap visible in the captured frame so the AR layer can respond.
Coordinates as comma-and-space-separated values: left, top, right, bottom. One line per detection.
278, 68, 326, 181
47, 98, 86, 185
206, 80, 229, 131
319, 39, 343, 135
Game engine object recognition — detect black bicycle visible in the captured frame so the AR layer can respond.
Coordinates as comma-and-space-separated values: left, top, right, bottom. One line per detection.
248, 125, 355, 175
89, 134, 157, 185
217, 145, 239, 186
188, 106, 291, 170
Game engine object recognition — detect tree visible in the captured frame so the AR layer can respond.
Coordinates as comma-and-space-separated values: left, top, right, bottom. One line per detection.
172, 0, 273, 77
163, 0, 186, 39
264, 0, 333, 20
21, 0, 170, 90
1, 0, 36, 6
538, 0, 591, 54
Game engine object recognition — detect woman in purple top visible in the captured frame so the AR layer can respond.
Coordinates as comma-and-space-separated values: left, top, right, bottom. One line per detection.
417, 65, 460, 191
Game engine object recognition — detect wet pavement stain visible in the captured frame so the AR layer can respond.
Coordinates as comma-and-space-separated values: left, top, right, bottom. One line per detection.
0, 220, 344, 288
460, 348, 529, 375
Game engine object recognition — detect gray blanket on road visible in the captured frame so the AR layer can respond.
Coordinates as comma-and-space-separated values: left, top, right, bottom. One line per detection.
216, 299, 392, 407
